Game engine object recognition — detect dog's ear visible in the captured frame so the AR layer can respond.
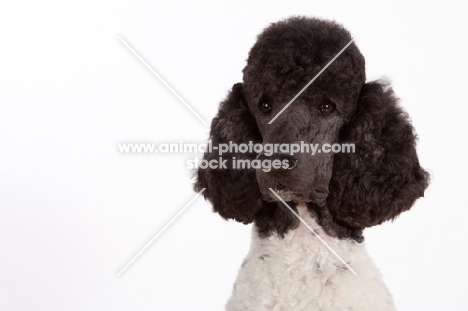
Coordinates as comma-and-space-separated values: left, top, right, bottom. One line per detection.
194, 83, 263, 224
327, 81, 429, 229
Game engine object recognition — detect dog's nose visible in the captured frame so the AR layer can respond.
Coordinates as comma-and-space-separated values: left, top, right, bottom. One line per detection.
257, 152, 298, 169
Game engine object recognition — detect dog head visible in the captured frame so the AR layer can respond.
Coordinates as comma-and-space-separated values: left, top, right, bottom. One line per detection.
194, 17, 429, 241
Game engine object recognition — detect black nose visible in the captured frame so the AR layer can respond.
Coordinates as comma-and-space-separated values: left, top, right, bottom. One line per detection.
257, 152, 298, 169
311, 185, 329, 199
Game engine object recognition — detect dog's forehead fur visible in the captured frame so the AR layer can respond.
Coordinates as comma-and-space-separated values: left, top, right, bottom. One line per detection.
242, 17, 366, 117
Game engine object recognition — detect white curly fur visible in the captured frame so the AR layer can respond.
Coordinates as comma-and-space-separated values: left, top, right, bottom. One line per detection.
226, 203, 395, 311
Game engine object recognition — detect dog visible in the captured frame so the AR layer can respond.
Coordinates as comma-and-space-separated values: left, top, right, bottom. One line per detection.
194, 16, 429, 310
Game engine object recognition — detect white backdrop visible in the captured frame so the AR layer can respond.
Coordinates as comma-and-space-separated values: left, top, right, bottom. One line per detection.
1, 1, 467, 310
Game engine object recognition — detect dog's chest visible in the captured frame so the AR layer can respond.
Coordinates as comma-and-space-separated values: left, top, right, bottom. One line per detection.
225, 204, 395, 311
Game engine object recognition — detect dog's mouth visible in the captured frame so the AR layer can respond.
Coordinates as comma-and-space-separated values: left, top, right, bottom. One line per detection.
254, 151, 332, 206
261, 188, 327, 205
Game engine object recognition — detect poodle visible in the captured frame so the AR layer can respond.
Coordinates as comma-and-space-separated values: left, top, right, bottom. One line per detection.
194, 16, 429, 310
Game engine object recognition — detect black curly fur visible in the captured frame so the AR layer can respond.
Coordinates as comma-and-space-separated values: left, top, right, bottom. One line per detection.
326, 81, 429, 230
194, 16, 429, 241
194, 83, 262, 224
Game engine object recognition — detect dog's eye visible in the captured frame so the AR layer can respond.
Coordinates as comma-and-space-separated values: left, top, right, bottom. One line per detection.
319, 102, 336, 114
258, 96, 273, 113
259, 102, 272, 113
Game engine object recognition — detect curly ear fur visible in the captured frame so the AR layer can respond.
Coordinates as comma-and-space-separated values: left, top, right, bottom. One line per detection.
194, 83, 262, 224
326, 81, 430, 230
